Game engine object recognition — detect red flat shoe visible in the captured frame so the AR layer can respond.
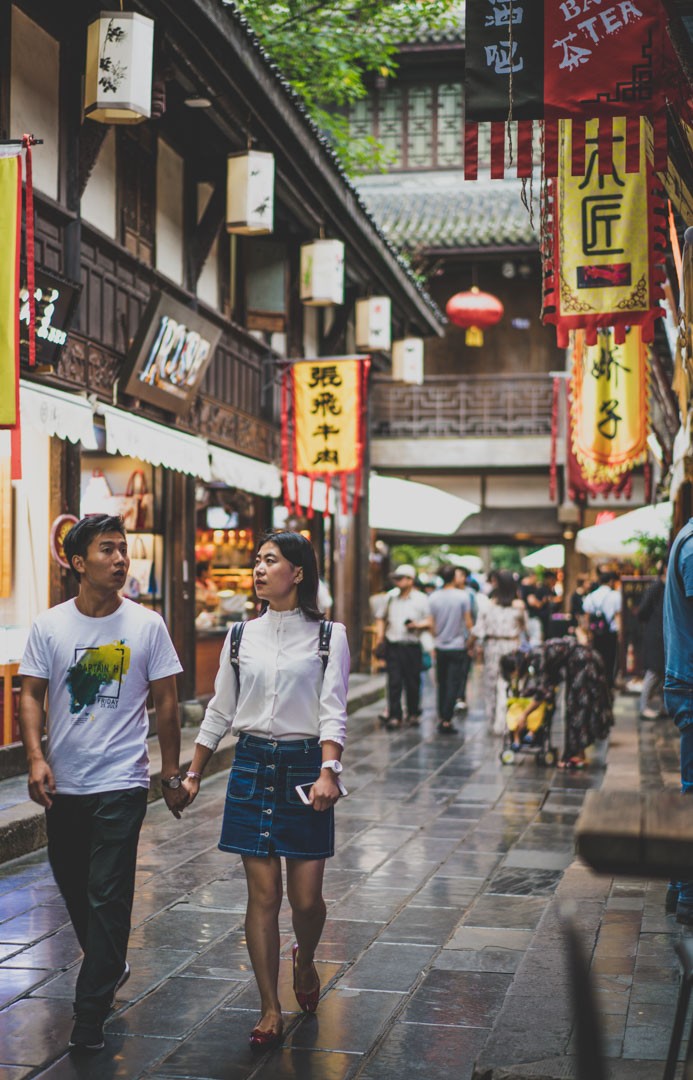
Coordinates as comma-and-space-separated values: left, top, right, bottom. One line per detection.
292, 943, 320, 1013
249, 1022, 283, 1050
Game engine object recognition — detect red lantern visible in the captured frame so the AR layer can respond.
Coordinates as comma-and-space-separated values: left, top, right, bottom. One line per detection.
445, 287, 504, 347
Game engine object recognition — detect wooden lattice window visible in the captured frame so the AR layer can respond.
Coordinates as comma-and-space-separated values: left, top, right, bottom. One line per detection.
348, 82, 463, 170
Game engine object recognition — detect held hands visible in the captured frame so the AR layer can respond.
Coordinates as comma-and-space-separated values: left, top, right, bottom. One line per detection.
181, 775, 201, 808
309, 771, 341, 811
161, 783, 190, 820
27, 756, 56, 809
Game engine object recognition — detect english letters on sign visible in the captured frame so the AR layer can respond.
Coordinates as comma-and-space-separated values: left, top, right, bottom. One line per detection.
139, 316, 211, 390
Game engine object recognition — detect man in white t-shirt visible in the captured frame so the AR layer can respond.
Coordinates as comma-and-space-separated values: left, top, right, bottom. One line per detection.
374, 565, 432, 730
19, 515, 185, 1053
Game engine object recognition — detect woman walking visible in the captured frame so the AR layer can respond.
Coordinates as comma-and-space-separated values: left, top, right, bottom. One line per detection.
472, 571, 528, 734
182, 532, 350, 1048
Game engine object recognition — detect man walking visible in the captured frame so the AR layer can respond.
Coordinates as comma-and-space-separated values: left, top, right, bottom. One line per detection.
374, 565, 431, 731
19, 514, 186, 1052
664, 531, 693, 923
429, 566, 473, 733
582, 571, 622, 689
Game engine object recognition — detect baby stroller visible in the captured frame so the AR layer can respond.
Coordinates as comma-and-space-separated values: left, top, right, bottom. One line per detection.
498, 648, 558, 767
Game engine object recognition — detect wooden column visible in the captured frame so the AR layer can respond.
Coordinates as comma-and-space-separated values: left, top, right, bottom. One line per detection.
48, 438, 80, 607
163, 470, 196, 702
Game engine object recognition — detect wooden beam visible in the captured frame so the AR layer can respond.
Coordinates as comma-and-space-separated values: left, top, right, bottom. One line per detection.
188, 180, 225, 287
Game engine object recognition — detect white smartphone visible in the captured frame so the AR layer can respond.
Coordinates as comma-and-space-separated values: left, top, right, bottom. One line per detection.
295, 779, 348, 805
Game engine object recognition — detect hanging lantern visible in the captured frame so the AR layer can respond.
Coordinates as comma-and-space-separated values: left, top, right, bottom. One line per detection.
300, 240, 345, 306
355, 297, 391, 351
84, 12, 155, 124
392, 338, 424, 385
445, 286, 504, 347
226, 150, 275, 235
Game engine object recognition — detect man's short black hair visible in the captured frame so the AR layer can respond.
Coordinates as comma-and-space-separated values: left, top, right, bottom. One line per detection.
440, 564, 457, 586
63, 514, 126, 583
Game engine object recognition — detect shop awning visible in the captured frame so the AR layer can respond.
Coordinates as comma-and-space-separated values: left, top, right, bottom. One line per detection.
100, 404, 211, 481
575, 502, 672, 558
20, 380, 98, 449
369, 474, 479, 535
209, 446, 281, 499
521, 544, 565, 569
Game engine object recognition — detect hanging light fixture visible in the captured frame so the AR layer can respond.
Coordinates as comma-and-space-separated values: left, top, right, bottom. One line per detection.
84, 12, 155, 124
445, 287, 504, 346
355, 297, 391, 351
300, 239, 345, 306
392, 338, 424, 384
226, 150, 275, 235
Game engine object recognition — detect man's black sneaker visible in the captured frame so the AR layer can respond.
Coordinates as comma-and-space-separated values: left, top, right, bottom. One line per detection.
68, 1020, 105, 1052
110, 961, 131, 1008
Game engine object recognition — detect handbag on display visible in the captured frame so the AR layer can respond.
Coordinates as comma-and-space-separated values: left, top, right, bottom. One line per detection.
114, 470, 154, 532
123, 536, 154, 600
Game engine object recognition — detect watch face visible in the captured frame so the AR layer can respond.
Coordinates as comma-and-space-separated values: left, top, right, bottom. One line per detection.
329, 761, 343, 774
166, 776, 182, 789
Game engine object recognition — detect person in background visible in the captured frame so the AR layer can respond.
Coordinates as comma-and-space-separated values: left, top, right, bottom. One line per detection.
19, 515, 186, 1054
454, 567, 478, 710
429, 566, 473, 734
183, 531, 350, 1047
471, 570, 529, 735
636, 561, 666, 719
520, 570, 547, 646
569, 574, 589, 628
582, 571, 622, 690
195, 560, 219, 618
374, 565, 432, 731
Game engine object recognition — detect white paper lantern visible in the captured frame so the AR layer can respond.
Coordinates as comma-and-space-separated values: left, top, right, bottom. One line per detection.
84, 12, 154, 124
355, 297, 391, 351
392, 338, 424, 384
226, 151, 275, 235
300, 240, 345, 306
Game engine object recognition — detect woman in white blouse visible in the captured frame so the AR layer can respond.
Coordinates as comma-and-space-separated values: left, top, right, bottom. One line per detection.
182, 532, 350, 1050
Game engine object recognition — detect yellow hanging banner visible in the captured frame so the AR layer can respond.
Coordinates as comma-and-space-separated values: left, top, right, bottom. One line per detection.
0, 151, 21, 427
293, 359, 361, 475
570, 327, 650, 485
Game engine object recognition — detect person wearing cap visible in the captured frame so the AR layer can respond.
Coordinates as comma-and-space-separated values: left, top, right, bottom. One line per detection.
374, 565, 432, 731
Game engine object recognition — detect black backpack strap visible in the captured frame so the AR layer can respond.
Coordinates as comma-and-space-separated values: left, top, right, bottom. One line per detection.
229, 621, 246, 691
318, 619, 333, 673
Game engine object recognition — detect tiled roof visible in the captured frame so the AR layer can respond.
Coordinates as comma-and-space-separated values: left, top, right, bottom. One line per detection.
408, 3, 465, 45
356, 172, 540, 252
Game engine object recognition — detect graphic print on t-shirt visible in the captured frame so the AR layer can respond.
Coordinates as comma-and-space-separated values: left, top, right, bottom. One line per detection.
67, 640, 131, 717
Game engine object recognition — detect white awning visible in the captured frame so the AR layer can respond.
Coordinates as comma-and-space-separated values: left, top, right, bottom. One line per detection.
20, 380, 98, 449
521, 543, 565, 569
100, 404, 211, 481
575, 502, 672, 558
209, 445, 281, 498
369, 474, 479, 535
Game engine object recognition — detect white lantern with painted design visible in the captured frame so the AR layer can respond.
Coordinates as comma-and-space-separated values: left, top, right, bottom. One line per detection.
84, 12, 154, 124
355, 297, 391, 351
226, 151, 275, 235
392, 338, 424, 384
300, 240, 345, 306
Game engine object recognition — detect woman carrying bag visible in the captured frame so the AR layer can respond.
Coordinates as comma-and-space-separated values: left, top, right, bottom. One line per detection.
182, 531, 350, 1050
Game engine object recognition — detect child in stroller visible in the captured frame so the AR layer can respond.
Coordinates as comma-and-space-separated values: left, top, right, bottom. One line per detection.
499, 647, 558, 766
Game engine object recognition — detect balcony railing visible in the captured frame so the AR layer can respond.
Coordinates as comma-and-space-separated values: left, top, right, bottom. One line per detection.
371, 374, 554, 439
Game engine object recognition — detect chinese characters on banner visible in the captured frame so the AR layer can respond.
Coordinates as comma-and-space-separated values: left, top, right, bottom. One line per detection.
542, 117, 666, 348
281, 358, 370, 518
0, 147, 22, 479
464, 0, 543, 179
570, 327, 650, 488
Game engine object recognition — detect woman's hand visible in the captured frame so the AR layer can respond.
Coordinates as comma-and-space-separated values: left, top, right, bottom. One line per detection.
309, 772, 341, 811
181, 775, 201, 807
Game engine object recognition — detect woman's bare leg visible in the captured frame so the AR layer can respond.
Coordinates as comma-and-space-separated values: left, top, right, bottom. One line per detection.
286, 858, 326, 992
242, 855, 283, 1030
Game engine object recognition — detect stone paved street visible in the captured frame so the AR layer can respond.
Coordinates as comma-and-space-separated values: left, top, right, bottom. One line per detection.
0, 674, 689, 1079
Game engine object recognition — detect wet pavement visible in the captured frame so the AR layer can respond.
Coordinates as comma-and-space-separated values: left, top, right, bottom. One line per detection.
0, 671, 689, 1079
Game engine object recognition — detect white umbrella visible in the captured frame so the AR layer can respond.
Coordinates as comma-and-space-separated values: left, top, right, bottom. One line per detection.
521, 543, 565, 569
575, 502, 672, 558
369, 475, 479, 535
445, 553, 484, 572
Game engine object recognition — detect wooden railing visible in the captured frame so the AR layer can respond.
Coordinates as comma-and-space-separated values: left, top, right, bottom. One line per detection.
371, 374, 554, 439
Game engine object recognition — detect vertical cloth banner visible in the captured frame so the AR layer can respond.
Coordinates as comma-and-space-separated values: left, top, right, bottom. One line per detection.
0, 148, 21, 432
570, 327, 650, 487
283, 357, 370, 518
542, 117, 666, 348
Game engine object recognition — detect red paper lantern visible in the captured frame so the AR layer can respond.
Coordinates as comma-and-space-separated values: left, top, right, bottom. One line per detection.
445, 286, 504, 346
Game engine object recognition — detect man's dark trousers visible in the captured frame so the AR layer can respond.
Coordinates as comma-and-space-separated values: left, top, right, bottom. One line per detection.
46, 788, 148, 1022
386, 642, 423, 720
593, 631, 618, 688
436, 648, 468, 722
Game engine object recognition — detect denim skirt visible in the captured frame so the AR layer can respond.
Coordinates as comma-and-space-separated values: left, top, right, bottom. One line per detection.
219, 733, 334, 859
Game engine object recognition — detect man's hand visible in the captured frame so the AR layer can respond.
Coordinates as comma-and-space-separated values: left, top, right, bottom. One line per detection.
162, 783, 189, 820
27, 756, 55, 809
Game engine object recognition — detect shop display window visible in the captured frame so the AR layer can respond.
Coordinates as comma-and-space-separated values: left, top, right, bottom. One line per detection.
195, 486, 263, 631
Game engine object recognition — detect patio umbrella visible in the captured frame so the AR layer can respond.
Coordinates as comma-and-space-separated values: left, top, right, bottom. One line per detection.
575, 502, 672, 558
521, 543, 565, 569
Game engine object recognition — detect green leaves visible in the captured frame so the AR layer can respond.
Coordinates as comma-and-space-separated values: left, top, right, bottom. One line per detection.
235, 0, 460, 174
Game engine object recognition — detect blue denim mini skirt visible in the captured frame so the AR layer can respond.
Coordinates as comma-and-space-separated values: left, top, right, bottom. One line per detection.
219, 733, 334, 860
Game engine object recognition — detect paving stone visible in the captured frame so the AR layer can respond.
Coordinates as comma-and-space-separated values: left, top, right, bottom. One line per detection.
108, 975, 237, 1036
0, 906, 70, 944
378, 904, 463, 945
358, 1021, 487, 1080
0, 966, 53, 1008
464, 894, 548, 930
0, 997, 75, 1069
127, 905, 234, 950
2, 927, 82, 969
400, 968, 512, 1027
340, 942, 436, 991
285, 987, 403, 1052
30, 1036, 179, 1078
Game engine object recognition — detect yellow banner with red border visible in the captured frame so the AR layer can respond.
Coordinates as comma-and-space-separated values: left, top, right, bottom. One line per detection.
0, 150, 21, 428
293, 359, 361, 474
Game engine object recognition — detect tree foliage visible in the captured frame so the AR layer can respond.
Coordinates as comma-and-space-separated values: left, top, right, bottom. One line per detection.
234, 0, 461, 173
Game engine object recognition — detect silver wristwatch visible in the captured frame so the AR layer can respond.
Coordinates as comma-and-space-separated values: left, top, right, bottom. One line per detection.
161, 774, 183, 789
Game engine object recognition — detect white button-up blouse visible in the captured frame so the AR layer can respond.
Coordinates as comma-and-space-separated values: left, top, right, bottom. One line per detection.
194, 608, 350, 750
